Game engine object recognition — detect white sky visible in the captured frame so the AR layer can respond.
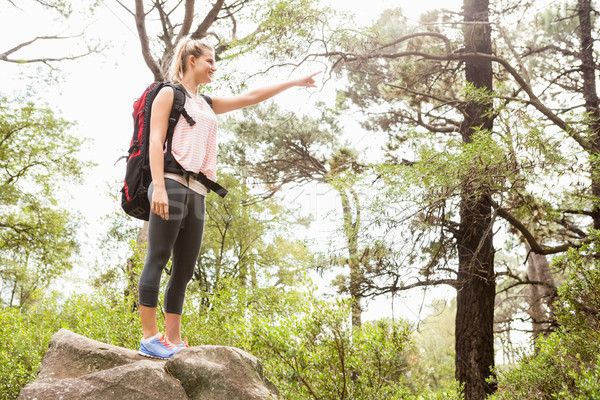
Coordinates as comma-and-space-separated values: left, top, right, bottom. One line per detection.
1, 0, 462, 322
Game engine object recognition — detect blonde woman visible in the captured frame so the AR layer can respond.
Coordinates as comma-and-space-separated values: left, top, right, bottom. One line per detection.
137, 37, 319, 359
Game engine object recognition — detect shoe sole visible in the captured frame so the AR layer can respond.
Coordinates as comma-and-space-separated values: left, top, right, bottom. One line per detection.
138, 350, 171, 360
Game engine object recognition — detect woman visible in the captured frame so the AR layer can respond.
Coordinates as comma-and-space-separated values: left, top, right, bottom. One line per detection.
137, 37, 319, 359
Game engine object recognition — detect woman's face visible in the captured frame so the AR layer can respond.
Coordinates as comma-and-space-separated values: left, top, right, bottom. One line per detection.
190, 51, 216, 84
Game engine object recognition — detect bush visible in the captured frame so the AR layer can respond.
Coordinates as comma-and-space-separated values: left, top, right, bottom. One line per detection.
3, 276, 464, 400
492, 233, 600, 399
175, 279, 421, 399
0, 294, 63, 399
248, 299, 416, 400
0, 290, 142, 400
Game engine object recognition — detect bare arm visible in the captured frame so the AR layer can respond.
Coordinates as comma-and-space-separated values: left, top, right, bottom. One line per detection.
211, 71, 321, 115
148, 87, 174, 220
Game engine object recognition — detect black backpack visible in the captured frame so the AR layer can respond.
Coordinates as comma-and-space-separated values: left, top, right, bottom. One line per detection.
120, 81, 227, 221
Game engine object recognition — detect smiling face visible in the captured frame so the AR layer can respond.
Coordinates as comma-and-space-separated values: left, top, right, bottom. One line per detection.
189, 52, 216, 85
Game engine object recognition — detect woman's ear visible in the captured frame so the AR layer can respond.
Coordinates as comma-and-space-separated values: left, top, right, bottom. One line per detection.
187, 54, 196, 68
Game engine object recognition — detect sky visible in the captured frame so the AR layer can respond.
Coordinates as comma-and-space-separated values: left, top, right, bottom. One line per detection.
1, 0, 462, 323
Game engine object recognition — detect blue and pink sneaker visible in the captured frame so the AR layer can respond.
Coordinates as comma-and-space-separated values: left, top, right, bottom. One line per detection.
138, 333, 182, 359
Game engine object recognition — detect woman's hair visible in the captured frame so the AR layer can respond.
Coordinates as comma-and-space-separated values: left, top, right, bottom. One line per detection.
169, 38, 214, 83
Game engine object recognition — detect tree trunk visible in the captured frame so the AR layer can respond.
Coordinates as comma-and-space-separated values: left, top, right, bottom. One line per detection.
577, 0, 600, 228
340, 189, 363, 328
524, 243, 557, 341
455, 1, 496, 398
455, 196, 496, 399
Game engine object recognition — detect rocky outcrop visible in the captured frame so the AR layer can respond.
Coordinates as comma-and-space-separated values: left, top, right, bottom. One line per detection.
18, 329, 280, 400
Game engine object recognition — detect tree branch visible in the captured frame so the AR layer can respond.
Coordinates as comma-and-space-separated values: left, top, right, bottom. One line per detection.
312, 32, 594, 153
1, 35, 94, 65
522, 44, 580, 59
175, 0, 195, 42
491, 200, 586, 257
376, 31, 453, 54
134, 0, 162, 80
191, 0, 226, 39
369, 278, 459, 294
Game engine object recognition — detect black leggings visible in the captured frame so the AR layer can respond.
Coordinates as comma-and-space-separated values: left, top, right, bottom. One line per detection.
138, 179, 205, 314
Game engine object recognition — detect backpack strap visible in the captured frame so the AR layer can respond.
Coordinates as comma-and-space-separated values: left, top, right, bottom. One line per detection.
200, 94, 213, 108
185, 170, 228, 197
164, 83, 191, 153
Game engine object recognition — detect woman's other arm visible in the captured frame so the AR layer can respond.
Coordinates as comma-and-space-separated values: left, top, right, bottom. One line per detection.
148, 87, 174, 220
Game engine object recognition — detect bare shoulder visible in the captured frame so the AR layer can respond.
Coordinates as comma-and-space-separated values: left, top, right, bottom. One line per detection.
155, 85, 175, 102
152, 86, 175, 112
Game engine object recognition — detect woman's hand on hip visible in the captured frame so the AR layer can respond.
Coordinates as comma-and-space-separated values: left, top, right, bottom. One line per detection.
152, 185, 169, 220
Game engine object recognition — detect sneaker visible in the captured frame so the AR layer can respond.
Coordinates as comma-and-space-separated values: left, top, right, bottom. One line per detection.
138, 333, 181, 359
174, 337, 189, 349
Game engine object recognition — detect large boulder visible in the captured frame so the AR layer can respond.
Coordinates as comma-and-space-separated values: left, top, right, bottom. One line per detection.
19, 329, 280, 400
18, 359, 187, 400
167, 345, 279, 399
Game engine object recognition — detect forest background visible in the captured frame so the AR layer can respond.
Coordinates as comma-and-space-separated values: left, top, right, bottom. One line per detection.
2, 1, 600, 400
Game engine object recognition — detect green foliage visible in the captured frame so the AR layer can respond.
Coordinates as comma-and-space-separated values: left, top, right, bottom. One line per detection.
0, 95, 91, 308
382, 105, 566, 205
412, 299, 456, 392
222, 0, 342, 64
492, 232, 600, 399
250, 302, 408, 399
196, 173, 314, 295
0, 296, 60, 399
418, 382, 464, 400
1, 273, 469, 400
221, 103, 339, 185
0, 290, 142, 400
58, 292, 143, 349
180, 277, 307, 348
182, 278, 418, 400
184, 280, 464, 399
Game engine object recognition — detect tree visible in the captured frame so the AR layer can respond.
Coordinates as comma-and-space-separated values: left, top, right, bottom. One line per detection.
308, 3, 499, 396
118, 0, 328, 81
453, 2, 496, 397
503, 0, 600, 341
294, 0, 600, 397
0, 0, 102, 309
194, 173, 314, 300
113, 1, 600, 397
0, 96, 90, 307
244, 1, 568, 398
221, 104, 384, 328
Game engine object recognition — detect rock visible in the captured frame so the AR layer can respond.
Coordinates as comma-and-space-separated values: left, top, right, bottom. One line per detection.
19, 329, 280, 400
35, 329, 148, 381
18, 359, 187, 400
167, 346, 279, 399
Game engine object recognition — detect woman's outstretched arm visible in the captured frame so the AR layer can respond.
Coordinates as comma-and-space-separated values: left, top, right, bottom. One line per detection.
211, 71, 320, 115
